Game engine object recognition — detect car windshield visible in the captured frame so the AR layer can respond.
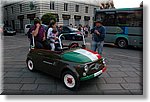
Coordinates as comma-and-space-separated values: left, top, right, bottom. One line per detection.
59, 33, 85, 50
6, 27, 14, 31
41, 24, 48, 31
68, 27, 79, 32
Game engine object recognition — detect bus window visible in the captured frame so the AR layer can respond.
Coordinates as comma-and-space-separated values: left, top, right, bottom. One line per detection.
116, 11, 142, 27
95, 12, 115, 26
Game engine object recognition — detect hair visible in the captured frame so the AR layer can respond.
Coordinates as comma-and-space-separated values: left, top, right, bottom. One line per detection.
34, 18, 41, 25
49, 20, 56, 28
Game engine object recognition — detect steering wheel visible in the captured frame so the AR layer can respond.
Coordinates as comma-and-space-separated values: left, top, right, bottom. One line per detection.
69, 43, 79, 49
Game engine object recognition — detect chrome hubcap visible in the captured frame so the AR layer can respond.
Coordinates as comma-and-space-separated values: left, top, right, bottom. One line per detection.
118, 40, 126, 47
28, 60, 33, 70
64, 74, 75, 88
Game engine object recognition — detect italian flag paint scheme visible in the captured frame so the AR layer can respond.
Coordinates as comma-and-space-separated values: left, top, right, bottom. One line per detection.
61, 49, 101, 63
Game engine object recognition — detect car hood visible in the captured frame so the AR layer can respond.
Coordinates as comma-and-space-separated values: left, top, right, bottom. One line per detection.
61, 49, 101, 63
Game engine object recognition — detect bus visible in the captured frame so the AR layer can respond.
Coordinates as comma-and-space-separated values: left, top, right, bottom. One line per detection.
94, 7, 143, 48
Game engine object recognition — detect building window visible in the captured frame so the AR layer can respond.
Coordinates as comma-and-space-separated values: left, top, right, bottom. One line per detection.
75, 5, 79, 12
20, 4, 22, 12
11, 20, 15, 29
11, 7, 13, 13
64, 3, 68, 11
94, 8, 96, 13
85, 6, 88, 13
5, 8, 7, 12
50, 1, 55, 10
20, 19, 23, 29
5, 8, 7, 14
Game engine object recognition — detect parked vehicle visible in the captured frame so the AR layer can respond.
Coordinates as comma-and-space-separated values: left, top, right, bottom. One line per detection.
24, 24, 33, 35
94, 8, 143, 48
3, 27, 16, 36
26, 33, 106, 90
61, 26, 83, 41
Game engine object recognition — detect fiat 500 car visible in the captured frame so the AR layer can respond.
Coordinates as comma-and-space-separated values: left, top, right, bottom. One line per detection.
26, 34, 106, 90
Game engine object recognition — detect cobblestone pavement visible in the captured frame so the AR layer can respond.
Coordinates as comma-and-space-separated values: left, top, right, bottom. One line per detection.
1, 34, 143, 95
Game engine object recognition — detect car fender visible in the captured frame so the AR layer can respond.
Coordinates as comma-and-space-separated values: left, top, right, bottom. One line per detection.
115, 34, 129, 43
60, 64, 80, 79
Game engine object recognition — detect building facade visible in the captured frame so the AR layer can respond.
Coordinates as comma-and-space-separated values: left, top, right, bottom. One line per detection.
3, 0, 113, 32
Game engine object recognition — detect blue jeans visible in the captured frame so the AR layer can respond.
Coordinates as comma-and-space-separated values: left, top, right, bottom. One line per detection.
35, 41, 44, 49
91, 41, 104, 55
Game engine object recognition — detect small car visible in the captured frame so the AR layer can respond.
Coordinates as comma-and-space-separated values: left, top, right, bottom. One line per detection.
26, 34, 106, 90
61, 26, 83, 41
3, 27, 16, 36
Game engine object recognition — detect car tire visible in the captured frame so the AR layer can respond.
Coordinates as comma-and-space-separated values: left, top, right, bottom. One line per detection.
116, 38, 128, 48
27, 59, 35, 72
62, 71, 80, 91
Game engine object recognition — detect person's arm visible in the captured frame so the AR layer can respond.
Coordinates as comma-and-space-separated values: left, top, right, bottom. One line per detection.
47, 28, 53, 39
90, 28, 95, 34
43, 32, 46, 41
32, 24, 40, 37
100, 27, 106, 39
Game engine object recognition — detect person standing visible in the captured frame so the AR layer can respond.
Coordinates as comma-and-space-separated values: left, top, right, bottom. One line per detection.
47, 20, 57, 51
84, 25, 89, 37
28, 18, 46, 49
48, 28, 59, 51
58, 25, 63, 36
91, 20, 106, 55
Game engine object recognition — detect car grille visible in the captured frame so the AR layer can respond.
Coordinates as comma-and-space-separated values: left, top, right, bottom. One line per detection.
86, 60, 104, 75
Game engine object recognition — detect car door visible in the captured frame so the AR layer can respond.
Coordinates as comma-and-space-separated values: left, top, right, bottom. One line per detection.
38, 50, 61, 76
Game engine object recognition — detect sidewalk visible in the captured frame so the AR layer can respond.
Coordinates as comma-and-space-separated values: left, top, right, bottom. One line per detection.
2, 34, 143, 95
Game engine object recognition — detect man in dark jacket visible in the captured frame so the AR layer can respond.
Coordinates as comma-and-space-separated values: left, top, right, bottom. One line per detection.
91, 20, 106, 55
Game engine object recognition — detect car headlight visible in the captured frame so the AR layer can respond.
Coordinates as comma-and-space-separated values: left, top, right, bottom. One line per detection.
84, 65, 88, 72
102, 58, 106, 66
7, 31, 11, 33
102, 58, 105, 63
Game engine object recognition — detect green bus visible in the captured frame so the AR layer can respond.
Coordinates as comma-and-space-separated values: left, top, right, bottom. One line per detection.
94, 7, 143, 48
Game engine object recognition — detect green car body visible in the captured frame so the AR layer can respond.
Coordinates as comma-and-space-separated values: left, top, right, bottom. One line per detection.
27, 48, 106, 80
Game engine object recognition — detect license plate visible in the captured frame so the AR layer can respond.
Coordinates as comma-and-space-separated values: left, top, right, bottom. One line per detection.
94, 70, 102, 77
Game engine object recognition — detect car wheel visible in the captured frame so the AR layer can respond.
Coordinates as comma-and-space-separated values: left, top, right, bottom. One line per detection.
27, 59, 35, 71
116, 38, 128, 48
62, 71, 80, 90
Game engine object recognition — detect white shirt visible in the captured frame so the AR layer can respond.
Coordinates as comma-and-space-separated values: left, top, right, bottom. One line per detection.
47, 28, 53, 39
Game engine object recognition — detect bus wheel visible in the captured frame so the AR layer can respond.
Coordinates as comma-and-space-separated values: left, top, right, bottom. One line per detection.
116, 38, 128, 48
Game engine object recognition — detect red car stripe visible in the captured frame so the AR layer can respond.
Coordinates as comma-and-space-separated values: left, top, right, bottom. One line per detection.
84, 49, 101, 59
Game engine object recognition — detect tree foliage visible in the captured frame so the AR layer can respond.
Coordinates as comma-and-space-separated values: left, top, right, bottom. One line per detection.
41, 13, 56, 25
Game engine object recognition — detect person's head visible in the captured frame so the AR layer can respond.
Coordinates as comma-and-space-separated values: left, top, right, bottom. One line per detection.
59, 25, 63, 30
79, 24, 82, 27
95, 21, 102, 27
49, 20, 57, 28
34, 18, 41, 25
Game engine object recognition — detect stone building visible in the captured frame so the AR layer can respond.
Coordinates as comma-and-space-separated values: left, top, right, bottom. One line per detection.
3, 0, 113, 32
